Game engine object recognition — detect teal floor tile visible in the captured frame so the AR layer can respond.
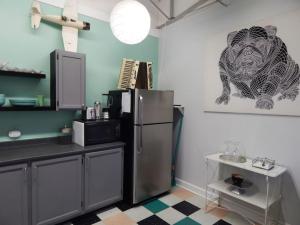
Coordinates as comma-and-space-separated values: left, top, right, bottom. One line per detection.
174, 217, 201, 225
143, 199, 169, 213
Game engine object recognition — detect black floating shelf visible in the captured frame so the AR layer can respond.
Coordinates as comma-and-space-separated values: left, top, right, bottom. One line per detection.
0, 70, 46, 79
0, 106, 55, 111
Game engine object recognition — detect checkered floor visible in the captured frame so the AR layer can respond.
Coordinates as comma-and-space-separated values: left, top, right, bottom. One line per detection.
61, 187, 252, 225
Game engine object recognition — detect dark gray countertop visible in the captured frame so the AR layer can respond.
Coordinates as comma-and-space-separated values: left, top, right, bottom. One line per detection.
0, 138, 125, 166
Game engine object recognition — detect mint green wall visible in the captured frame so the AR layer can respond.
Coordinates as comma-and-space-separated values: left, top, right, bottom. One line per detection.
0, 0, 159, 140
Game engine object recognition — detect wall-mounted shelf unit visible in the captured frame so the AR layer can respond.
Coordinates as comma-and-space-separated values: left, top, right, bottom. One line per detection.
0, 49, 86, 112
0, 106, 54, 111
0, 70, 46, 79
0, 67, 53, 111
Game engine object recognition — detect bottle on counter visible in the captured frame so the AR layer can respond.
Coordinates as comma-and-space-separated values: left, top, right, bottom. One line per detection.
94, 101, 101, 120
102, 108, 110, 120
81, 105, 87, 121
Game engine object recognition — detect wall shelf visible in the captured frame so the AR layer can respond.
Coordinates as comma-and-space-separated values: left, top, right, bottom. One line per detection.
0, 67, 53, 111
0, 106, 55, 111
0, 70, 46, 79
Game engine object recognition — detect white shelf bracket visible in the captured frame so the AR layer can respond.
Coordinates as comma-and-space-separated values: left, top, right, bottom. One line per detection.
149, 0, 171, 20
156, 0, 230, 29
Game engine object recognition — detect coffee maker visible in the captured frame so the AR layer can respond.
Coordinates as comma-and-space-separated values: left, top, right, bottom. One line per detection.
103, 90, 128, 120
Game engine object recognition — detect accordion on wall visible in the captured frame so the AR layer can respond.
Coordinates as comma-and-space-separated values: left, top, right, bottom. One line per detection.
117, 58, 153, 90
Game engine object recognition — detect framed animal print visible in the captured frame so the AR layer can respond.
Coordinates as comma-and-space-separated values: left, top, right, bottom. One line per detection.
204, 8, 300, 116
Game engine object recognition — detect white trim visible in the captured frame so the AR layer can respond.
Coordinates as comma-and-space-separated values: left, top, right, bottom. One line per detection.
176, 177, 216, 198
38, 0, 161, 37
175, 177, 290, 225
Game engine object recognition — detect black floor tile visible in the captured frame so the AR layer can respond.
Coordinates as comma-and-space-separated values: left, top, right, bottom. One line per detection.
71, 213, 101, 225
213, 220, 232, 225
96, 204, 120, 214
56, 222, 72, 225
115, 201, 133, 211
138, 215, 170, 225
172, 201, 200, 216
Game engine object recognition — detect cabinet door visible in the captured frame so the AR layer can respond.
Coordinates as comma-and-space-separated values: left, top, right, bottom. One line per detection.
0, 164, 28, 225
57, 50, 85, 110
85, 148, 123, 212
32, 156, 82, 225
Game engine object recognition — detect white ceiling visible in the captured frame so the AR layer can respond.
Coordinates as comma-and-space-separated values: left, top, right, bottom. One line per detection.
38, 0, 225, 36
39, 0, 172, 36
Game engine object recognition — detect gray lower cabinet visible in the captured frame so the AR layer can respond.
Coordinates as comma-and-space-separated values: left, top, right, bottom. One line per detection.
31, 155, 82, 225
0, 164, 28, 225
85, 148, 123, 212
0, 146, 123, 225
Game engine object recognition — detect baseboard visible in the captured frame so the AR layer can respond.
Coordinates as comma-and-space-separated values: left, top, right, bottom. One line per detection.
175, 177, 208, 197
175, 177, 290, 225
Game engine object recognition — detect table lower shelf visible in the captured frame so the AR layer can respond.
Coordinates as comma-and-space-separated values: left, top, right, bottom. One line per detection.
208, 180, 280, 210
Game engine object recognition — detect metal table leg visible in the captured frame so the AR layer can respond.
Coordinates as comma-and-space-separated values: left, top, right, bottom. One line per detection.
265, 175, 270, 225
205, 158, 208, 212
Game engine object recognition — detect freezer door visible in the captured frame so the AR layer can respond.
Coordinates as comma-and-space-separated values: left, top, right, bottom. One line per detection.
134, 89, 174, 125
133, 123, 172, 204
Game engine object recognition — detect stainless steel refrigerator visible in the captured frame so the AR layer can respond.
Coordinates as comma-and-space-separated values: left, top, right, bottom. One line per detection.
117, 89, 174, 205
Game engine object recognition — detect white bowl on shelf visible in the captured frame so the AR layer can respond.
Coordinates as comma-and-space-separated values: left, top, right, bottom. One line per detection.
0, 61, 8, 70
9, 97, 37, 107
0, 94, 5, 106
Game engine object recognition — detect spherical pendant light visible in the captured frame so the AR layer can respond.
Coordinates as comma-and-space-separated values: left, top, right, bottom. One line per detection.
110, 0, 151, 45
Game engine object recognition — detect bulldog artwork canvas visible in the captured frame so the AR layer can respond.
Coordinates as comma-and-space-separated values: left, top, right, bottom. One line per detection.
216, 26, 300, 110
203, 9, 300, 116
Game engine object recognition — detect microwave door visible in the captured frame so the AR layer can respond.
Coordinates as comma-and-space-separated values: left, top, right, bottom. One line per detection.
134, 89, 174, 125
85, 121, 118, 145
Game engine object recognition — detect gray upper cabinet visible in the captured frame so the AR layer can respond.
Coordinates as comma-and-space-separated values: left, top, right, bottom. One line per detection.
85, 148, 123, 212
0, 164, 28, 225
51, 50, 86, 110
31, 155, 83, 225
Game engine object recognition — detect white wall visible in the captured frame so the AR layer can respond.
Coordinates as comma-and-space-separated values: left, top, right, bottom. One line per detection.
158, 0, 300, 224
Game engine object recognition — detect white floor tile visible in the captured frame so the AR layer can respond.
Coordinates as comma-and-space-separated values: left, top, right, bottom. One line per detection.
124, 206, 153, 222
93, 222, 106, 225
189, 210, 219, 225
186, 195, 207, 208
159, 194, 182, 206
156, 207, 186, 224
97, 207, 122, 220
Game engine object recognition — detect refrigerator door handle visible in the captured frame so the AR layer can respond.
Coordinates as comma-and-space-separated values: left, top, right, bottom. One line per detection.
138, 95, 144, 154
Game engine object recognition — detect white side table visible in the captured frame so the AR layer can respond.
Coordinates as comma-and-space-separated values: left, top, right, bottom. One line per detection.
205, 153, 286, 225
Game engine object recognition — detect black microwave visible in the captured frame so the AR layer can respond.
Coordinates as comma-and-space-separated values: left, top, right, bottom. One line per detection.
73, 119, 120, 146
